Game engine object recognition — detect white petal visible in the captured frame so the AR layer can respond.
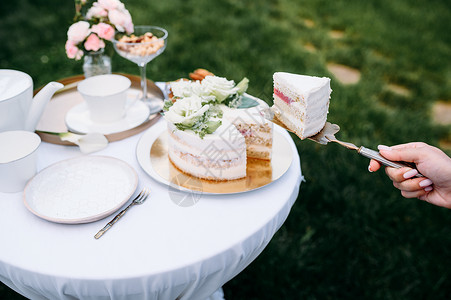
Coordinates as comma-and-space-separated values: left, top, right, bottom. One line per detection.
77, 133, 109, 153
60, 132, 108, 153
59, 132, 82, 144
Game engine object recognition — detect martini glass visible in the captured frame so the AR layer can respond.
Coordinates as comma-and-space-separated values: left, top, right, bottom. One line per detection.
112, 25, 168, 114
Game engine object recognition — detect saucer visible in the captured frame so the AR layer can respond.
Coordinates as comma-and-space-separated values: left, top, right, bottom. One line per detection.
65, 94, 151, 135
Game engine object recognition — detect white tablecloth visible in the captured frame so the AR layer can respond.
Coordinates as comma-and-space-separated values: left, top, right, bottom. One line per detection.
0, 118, 303, 300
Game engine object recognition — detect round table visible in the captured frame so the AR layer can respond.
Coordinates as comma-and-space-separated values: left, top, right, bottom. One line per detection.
0, 118, 303, 300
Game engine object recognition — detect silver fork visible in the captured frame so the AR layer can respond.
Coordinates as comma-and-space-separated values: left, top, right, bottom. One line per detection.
94, 188, 150, 239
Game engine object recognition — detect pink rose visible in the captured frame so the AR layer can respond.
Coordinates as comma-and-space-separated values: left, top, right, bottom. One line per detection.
65, 40, 78, 59
91, 23, 115, 40
67, 21, 90, 43
108, 9, 133, 33
86, 5, 108, 19
98, 0, 123, 11
84, 33, 105, 51
65, 40, 83, 60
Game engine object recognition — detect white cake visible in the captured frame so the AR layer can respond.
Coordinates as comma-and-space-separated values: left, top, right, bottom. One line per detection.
164, 74, 272, 181
167, 121, 246, 180
273, 72, 331, 139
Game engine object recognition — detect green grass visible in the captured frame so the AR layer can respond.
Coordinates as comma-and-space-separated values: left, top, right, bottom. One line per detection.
1, 0, 450, 299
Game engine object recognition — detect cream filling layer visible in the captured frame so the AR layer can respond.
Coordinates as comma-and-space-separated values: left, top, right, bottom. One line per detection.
237, 130, 272, 141
274, 96, 327, 137
274, 93, 329, 120
247, 144, 272, 153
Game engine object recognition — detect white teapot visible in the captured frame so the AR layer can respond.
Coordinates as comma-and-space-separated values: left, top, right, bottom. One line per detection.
0, 69, 64, 132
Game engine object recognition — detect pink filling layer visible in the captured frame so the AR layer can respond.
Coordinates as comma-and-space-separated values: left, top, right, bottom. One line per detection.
274, 88, 292, 104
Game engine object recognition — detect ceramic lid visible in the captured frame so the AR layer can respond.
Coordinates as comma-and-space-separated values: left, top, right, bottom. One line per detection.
0, 130, 41, 164
0, 69, 32, 102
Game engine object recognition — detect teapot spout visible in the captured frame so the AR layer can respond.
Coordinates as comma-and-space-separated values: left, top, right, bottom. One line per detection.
25, 81, 64, 131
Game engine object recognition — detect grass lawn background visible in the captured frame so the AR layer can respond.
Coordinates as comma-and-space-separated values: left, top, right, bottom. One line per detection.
1, 0, 450, 299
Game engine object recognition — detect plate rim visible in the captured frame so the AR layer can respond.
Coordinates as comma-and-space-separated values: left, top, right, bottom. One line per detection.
23, 155, 138, 224
136, 120, 293, 195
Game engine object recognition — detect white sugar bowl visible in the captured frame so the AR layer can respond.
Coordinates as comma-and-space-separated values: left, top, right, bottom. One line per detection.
0, 131, 41, 193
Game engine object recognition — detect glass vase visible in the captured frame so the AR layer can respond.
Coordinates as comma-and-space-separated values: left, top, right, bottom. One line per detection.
83, 50, 111, 78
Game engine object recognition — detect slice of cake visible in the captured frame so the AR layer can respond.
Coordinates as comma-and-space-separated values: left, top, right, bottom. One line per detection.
273, 72, 331, 139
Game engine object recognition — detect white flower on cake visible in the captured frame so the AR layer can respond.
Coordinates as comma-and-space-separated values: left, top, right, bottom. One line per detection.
170, 80, 196, 98
170, 81, 215, 104
164, 96, 210, 127
163, 96, 222, 138
201, 76, 240, 102
169, 75, 250, 105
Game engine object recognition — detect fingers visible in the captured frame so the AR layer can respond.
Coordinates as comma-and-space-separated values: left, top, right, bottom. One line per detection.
385, 166, 434, 197
368, 159, 381, 172
377, 144, 426, 164
368, 142, 428, 173
385, 166, 414, 182
400, 189, 427, 199
368, 158, 434, 199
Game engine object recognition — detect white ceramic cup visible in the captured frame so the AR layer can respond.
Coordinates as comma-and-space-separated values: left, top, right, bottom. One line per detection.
0, 131, 41, 193
77, 74, 132, 123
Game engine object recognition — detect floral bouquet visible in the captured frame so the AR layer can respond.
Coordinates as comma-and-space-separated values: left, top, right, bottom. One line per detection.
65, 0, 134, 60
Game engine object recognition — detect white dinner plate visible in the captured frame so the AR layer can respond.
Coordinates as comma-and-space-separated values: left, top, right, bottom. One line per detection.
136, 123, 293, 195
23, 156, 138, 224
65, 93, 150, 135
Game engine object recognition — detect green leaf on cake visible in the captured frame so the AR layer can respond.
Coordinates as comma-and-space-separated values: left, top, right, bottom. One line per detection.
173, 105, 223, 139
236, 94, 259, 109
236, 77, 249, 95
224, 93, 259, 109
163, 100, 174, 111
205, 120, 222, 134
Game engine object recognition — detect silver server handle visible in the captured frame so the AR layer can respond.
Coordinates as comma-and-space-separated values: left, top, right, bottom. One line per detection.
358, 146, 424, 178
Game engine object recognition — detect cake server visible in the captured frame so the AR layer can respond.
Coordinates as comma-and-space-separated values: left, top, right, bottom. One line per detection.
264, 108, 423, 177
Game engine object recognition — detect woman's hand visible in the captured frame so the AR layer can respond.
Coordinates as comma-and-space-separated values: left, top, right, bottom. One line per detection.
369, 142, 451, 208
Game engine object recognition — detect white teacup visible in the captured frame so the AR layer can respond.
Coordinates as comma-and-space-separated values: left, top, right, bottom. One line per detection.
77, 74, 132, 123
0, 131, 41, 193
